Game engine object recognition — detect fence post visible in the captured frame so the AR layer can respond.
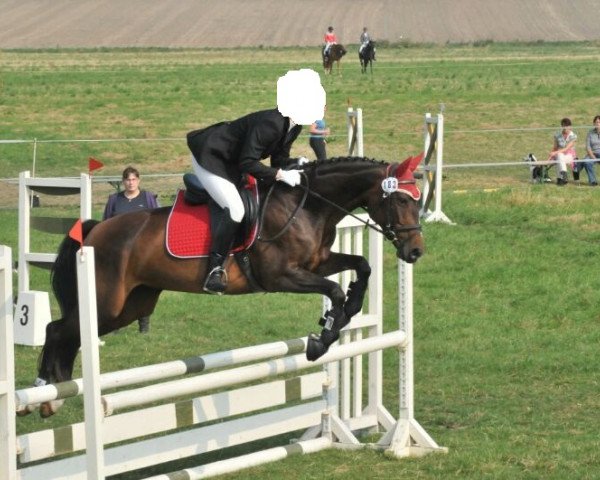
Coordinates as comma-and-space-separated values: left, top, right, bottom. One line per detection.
76, 247, 105, 479
0, 246, 17, 480
347, 107, 364, 156
420, 113, 453, 224
16, 171, 93, 346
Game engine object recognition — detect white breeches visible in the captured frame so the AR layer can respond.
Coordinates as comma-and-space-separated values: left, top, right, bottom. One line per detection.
191, 156, 244, 222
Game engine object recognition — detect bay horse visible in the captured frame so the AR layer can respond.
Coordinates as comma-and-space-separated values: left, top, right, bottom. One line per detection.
359, 40, 376, 74
323, 44, 347, 74
28, 155, 424, 417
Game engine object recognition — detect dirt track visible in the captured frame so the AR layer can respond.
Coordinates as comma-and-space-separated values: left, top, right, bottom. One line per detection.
1, 0, 599, 49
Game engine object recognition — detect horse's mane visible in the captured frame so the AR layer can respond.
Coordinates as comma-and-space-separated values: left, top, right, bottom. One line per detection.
303, 156, 386, 174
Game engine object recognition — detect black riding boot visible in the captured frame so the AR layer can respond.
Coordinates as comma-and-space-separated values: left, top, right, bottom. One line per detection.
203, 204, 240, 294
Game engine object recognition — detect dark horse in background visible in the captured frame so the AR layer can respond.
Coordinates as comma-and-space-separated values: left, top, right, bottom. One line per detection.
322, 44, 347, 74
26, 155, 424, 417
359, 40, 376, 74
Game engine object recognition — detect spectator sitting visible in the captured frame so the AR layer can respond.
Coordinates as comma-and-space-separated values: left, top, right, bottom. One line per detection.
548, 117, 577, 186
580, 115, 600, 186
103, 166, 160, 333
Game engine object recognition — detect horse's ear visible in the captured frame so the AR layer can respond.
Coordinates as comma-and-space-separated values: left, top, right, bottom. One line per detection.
396, 152, 424, 178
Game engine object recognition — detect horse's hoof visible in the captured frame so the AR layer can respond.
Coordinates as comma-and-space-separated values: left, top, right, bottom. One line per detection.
16, 404, 36, 417
306, 333, 328, 361
39, 399, 63, 418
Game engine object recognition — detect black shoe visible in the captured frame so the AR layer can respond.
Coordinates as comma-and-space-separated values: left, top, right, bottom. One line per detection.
138, 316, 150, 334
557, 172, 568, 186
591, 181, 598, 186
203, 266, 227, 294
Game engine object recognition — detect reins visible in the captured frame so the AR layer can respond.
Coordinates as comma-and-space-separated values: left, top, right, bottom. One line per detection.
299, 183, 388, 236
257, 170, 421, 243
256, 173, 309, 242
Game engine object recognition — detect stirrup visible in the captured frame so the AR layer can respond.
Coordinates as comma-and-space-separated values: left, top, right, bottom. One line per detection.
203, 266, 227, 294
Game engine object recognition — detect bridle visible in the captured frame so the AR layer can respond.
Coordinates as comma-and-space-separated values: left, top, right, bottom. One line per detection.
381, 183, 422, 244
258, 167, 422, 243
379, 163, 422, 242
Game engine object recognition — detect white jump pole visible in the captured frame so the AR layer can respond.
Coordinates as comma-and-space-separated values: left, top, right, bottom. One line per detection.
15, 336, 309, 410
0, 246, 17, 480
145, 437, 332, 480
76, 246, 105, 480
103, 331, 407, 415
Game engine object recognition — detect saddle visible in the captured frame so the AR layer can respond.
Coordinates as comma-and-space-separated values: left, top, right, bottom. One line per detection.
165, 173, 259, 258
183, 173, 259, 244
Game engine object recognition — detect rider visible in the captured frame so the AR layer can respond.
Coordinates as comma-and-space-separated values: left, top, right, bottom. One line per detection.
187, 69, 326, 294
359, 27, 370, 54
323, 26, 338, 58
359, 27, 375, 60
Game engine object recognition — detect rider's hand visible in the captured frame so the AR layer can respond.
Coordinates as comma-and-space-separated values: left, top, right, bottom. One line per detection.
297, 156, 309, 166
276, 169, 301, 187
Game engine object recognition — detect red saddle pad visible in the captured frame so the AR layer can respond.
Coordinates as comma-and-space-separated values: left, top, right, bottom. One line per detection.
166, 186, 258, 258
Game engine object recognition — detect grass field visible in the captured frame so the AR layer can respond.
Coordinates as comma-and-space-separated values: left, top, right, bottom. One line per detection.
1, 43, 600, 479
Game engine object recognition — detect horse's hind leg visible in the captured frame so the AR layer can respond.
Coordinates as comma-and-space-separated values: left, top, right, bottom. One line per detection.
108, 285, 161, 334
23, 316, 82, 417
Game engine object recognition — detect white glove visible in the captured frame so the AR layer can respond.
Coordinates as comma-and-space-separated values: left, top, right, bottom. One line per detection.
297, 156, 309, 166
277, 169, 301, 187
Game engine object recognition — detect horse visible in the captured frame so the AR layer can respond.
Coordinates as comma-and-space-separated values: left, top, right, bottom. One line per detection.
322, 44, 347, 75
26, 155, 424, 417
359, 40, 376, 74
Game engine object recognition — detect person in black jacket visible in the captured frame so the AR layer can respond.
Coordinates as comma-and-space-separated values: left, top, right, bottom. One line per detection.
187, 69, 325, 294
187, 109, 303, 293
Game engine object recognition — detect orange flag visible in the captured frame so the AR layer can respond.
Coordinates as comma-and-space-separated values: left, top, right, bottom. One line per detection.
68, 219, 83, 247
88, 157, 104, 173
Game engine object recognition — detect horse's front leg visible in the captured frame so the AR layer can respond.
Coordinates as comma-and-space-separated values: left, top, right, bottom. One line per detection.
265, 267, 349, 361
314, 252, 371, 320
266, 252, 370, 361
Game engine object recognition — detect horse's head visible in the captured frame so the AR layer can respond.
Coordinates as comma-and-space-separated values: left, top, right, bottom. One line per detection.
367, 154, 424, 263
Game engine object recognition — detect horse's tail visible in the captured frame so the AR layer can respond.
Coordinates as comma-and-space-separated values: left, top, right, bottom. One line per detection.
51, 219, 100, 318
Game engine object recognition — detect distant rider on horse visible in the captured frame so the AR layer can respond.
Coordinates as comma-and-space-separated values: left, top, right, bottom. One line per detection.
186, 69, 325, 294
359, 27, 375, 60
323, 26, 338, 58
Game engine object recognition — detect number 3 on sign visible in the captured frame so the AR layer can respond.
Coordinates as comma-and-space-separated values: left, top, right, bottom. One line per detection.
18, 304, 29, 326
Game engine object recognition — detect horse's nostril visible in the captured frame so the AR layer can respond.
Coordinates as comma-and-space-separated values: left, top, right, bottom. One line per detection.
410, 248, 423, 260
